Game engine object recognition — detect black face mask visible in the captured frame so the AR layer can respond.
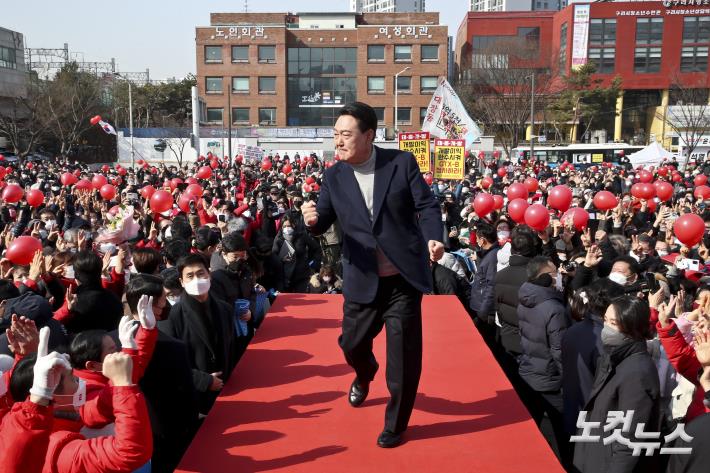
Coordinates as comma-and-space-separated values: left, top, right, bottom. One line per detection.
226, 259, 247, 274
530, 273, 553, 287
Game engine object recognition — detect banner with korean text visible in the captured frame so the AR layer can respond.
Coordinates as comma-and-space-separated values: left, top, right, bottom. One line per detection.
399, 132, 431, 173
433, 139, 465, 179
571, 4, 591, 68
422, 78, 482, 149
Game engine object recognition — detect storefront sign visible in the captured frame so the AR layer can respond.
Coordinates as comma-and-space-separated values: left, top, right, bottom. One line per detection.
375, 25, 430, 37
399, 132, 431, 173
433, 139, 465, 179
212, 25, 266, 40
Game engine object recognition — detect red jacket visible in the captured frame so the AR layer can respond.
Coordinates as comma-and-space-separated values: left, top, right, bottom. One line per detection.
42, 386, 152, 473
657, 320, 709, 422
0, 400, 54, 473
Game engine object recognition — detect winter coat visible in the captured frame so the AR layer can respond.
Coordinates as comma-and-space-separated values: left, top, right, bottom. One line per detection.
61, 281, 124, 333
469, 244, 500, 323
494, 254, 530, 355
517, 281, 571, 392
572, 340, 661, 473
307, 273, 343, 294
0, 400, 53, 473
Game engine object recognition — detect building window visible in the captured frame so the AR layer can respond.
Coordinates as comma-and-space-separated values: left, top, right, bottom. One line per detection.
420, 76, 438, 93
259, 108, 277, 126
206, 108, 223, 124
204, 46, 222, 63
634, 47, 662, 73
681, 46, 708, 72
420, 107, 428, 126
394, 45, 412, 62
0, 46, 17, 69
258, 76, 276, 94
368, 45, 385, 62
368, 76, 385, 94
395, 76, 411, 93
396, 107, 412, 125
205, 77, 223, 94
636, 18, 664, 45
258, 45, 276, 63
231, 46, 249, 62
421, 45, 439, 61
374, 107, 385, 125
683, 16, 710, 44
559, 22, 568, 72
232, 108, 250, 125
232, 77, 249, 94
589, 19, 616, 74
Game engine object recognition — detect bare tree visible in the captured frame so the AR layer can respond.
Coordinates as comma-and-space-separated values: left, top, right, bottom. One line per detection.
657, 81, 710, 166
0, 79, 53, 157
455, 36, 553, 158
165, 137, 190, 167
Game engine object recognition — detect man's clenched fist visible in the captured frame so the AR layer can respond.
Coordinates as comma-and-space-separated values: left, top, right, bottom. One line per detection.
302, 201, 319, 227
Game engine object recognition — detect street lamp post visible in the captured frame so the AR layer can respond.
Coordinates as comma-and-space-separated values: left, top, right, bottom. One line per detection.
114, 73, 134, 168
394, 66, 411, 135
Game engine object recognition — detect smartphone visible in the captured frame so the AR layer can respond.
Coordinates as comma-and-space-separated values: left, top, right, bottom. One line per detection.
126, 192, 139, 202
588, 212, 597, 220
678, 258, 700, 271
218, 214, 226, 222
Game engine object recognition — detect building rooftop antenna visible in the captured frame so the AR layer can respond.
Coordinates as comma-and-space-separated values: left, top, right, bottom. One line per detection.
244, 0, 248, 13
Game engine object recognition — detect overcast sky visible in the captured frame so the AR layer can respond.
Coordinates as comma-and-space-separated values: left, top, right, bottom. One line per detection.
3, 0, 468, 80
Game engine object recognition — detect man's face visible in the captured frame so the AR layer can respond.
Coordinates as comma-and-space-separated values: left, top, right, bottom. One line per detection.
333, 115, 373, 165
611, 261, 636, 284
180, 263, 209, 285
655, 242, 669, 254
224, 249, 247, 264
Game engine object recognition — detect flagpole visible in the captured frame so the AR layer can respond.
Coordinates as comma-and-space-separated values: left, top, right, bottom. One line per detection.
129, 81, 134, 169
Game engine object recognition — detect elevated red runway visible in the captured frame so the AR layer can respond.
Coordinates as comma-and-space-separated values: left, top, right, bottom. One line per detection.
177, 294, 564, 473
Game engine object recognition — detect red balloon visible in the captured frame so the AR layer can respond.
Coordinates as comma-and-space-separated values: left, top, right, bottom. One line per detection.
185, 177, 198, 185
136, 159, 145, 166
638, 170, 653, 183
117, 167, 127, 176
493, 150, 501, 159
312, 183, 320, 192
92, 174, 108, 190
507, 198, 529, 223
474, 193, 495, 217
303, 184, 312, 193
305, 176, 316, 185
524, 177, 539, 193
631, 183, 655, 200
507, 183, 528, 201
548, 185, 573, 212
0, 154, 4, 161
492, 194, 504, 210
110, 176, 122, 186
235, 155, 243, 164
196, 166, 212, 180
6, 236, 43, 265
674, 213, 705, 247
26, 189, 44, 208
325, 161, 334, 169
286, 176, 295, 185
177, 193, 200, 213
99, 184, 116, 200
140, 185, 156, 199
497, 167, 507, 178
2, 184, 24, 203
481, 177, 493, 189
261, 159, 273, 171
593, 191, 618, 210
562, 207, 590, 231
108, 205, 121, 216
60, 172, 78, 186
654, 181, 674, 202
170, 178, 183, 191
695, 174, 708, 186
524, 204, 550, 231
75, 179, 92, 192
478, 151, 485, 160
185, 184, 203, 198
695, 185, 710, 201
149, 190, 174, 214
282, 164, 293, 174
150, 166, 158, 175
210, 159, 219, 169
657, 167, 668, 177
101, 164, 110, 173
89, 115, 102, 126
672, 173, 682, 183
424, 174, 434, 186
26, 162, 34, 170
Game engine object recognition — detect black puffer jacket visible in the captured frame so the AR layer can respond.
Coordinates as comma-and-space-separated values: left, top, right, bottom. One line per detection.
494, 254, 530, 355
517, 281, 571, 392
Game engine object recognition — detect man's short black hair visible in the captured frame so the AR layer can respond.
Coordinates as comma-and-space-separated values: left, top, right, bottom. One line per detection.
74, 250, 102, 285
612, 255, 642, 275
177, 254, 209, 279
164, 239, 191, 266
69, 330, 107, 368
527, 256, 554, 280
474, 222, 497, 245
0, 279, 20, 302
222, 231, 248, 253
338, 102, 378, 134
126, 274, 164, 315
510, 228, 536, 258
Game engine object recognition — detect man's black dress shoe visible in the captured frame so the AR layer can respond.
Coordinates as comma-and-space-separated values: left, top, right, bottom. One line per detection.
348, 377, 369, 407
377, 430, 402, 448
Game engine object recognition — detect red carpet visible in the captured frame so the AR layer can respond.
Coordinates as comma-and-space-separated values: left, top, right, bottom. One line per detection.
176, 294, 564, 473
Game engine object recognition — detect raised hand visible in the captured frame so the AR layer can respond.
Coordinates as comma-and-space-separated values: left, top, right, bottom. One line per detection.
428, 240, 444, 262
136, 294, 156, 330
694, 330, 710, 368
102, 352, 134, 387
584, 244, 603, 268
118, 315, 139, 350
29, 327, 71, 401
657, 295, 677, 329
6, 314, 39, 356
301, 201, 319, 227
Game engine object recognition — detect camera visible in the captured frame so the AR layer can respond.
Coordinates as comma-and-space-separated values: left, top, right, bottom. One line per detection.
562, 260, 578, 272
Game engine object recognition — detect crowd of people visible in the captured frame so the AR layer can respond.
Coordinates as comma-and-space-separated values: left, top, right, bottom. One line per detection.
0, 140, 707, 472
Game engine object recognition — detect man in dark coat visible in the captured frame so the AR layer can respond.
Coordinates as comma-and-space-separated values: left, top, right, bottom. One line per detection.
517, 256, 571, 462
0, 291, 69, 356
126, 274, 199, 473
159, 253, 239, 414
469, 222, 500, 343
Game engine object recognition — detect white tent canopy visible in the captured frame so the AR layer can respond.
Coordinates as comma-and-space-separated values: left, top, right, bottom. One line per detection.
628, 141, 674, 168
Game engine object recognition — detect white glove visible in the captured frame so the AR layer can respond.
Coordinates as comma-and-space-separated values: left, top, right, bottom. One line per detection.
118, 315, 139, 350
29, 327, 71, 400
136, 295, 156, 330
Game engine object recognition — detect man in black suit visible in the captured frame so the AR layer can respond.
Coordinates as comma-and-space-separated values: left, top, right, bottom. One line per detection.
302, 102, 444, 448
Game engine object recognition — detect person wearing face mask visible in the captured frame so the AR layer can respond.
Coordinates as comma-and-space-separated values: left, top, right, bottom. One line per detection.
308, 265, 343, 294
573, 297, 660, 473
469, 223, 501, 339
517, 256, 571, 463
126, 275, 198, 473
272, 217, 321, 293
159, 254, 238, 414
211, 232, 258, 324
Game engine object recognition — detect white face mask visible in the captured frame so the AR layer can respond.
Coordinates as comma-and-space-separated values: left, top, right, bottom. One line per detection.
64, 265, 75, 279
283, 227, 294, 238
608, 272, 628, 286
54, 378, 87, 409
44, 220, 56, 231
461, 187, 470, 194
657, 250, 668, 257
438, 184, 447, 192
242, 210, 252, 219
497, 231, 510, 241
322, 276, 332, 283
555, 272, 564, 292
167, 295, 181, 306
184, 277, 211, 296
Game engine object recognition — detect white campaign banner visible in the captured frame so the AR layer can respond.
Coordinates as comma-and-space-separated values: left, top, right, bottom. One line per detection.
421, 77, 482, 148
571, 4, 590, 68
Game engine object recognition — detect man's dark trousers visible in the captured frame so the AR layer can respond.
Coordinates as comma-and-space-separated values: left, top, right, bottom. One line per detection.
339, 274, 423, 434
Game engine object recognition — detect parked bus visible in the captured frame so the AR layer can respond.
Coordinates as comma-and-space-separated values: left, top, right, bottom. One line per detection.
512, 143, 645, 168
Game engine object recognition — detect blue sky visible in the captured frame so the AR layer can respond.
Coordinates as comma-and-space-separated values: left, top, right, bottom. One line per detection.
3, 0, 468, 79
